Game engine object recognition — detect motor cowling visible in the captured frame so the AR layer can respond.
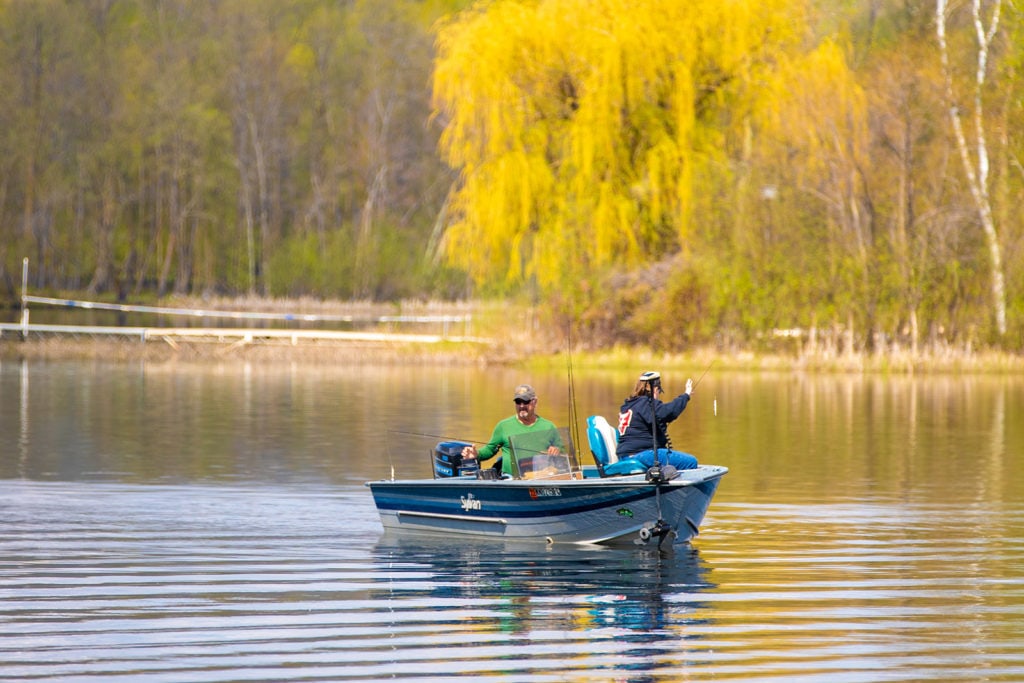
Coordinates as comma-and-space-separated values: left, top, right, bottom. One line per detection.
433, 441, 479, 478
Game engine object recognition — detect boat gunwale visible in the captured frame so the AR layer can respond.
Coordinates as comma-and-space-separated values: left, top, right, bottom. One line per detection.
366, 465, 728, 489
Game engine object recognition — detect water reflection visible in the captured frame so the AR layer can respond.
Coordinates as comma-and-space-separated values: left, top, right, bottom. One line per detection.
371, 535, 716, 679
17, 360, 29, 477
3, 360, 1024, 680
5, 359, 1022, 503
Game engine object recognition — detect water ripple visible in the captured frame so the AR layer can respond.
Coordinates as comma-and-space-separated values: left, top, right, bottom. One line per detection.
2, 482, 1023, 681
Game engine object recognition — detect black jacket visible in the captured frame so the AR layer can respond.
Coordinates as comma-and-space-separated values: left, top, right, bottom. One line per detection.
616, 392, 690, 456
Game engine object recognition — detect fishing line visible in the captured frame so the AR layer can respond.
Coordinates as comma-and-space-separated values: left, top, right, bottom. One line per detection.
384, 429, 396, 480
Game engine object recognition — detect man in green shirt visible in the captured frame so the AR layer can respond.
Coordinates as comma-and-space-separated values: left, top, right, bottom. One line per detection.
461, 384, 562, 477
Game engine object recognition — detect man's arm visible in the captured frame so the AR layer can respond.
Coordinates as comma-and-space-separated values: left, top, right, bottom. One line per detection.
463, 420, 508, 462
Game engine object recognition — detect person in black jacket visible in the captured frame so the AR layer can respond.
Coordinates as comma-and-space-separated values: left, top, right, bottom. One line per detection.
616, 371, 698, 470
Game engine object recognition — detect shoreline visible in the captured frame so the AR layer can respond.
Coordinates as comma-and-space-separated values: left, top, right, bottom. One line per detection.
3, 295, 1022, 373
3, 335, 1023, 374
0, 335, 509, 366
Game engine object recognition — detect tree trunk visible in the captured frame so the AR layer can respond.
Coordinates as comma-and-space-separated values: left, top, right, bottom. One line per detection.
936, 0, 1007, 337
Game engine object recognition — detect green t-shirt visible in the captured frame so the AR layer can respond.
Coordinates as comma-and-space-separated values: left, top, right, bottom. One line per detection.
479, 415, 560, 476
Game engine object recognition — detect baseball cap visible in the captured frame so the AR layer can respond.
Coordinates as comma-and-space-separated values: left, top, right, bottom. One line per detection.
513, 384, 537, 401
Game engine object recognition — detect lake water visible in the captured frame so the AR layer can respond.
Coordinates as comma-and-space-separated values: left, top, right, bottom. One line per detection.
1, 359, 1023, 681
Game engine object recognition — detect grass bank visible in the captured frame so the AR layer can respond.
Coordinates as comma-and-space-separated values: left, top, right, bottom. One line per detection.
2, 295, 1022, 373
526, 345, 1024, 375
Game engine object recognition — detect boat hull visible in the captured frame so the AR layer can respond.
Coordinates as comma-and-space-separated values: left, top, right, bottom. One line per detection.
367, 465, 727, 547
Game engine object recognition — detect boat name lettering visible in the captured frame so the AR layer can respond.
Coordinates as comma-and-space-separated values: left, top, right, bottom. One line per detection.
529, 488, 562, 498
460, 493, 482, 511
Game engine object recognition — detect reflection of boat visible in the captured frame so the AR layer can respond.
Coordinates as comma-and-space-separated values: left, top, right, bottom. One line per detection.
367, 427, 727, 548
371, 534, 717, 634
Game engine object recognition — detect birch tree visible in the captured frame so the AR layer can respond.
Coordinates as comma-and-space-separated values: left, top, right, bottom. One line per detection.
936, 0, 1007, 336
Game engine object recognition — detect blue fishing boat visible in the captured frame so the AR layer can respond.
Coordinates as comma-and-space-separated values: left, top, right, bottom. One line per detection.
367, 422, 727, 548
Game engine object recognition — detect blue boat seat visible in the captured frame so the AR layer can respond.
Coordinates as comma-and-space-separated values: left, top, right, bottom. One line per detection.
586, 415, 647, 476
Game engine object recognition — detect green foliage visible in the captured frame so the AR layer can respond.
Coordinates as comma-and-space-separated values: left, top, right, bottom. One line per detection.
578, 256, 712, 350
263, 220, 468, 301
0, 0, 458, 301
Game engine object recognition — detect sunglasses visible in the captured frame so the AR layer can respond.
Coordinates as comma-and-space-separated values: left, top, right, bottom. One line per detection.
514, 398, 534, 405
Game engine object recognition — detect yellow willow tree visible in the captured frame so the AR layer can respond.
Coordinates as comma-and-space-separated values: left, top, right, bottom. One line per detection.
431, 0, 804, 295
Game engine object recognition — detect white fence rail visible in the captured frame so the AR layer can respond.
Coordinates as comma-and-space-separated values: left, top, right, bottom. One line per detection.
6, 258, 479, 346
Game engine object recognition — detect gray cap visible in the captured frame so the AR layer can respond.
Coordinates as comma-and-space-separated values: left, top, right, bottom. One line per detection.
513, 384, 537, 401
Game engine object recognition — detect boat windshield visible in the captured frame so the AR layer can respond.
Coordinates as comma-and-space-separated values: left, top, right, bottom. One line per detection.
508, 426, 580, 480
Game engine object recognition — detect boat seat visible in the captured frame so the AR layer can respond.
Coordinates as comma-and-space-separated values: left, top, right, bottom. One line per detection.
586, 415, 647, 476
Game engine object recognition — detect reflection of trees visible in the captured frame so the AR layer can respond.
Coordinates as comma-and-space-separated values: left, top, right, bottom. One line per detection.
371, 536, 717, 657
702, 373, 1020, 506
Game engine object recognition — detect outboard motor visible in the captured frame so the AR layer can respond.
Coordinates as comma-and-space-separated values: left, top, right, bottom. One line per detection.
433, 441, 479, 478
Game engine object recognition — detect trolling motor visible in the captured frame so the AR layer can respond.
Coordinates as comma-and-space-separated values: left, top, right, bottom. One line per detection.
637, 518, 675, 545
645, 372, 663, 482
634, 371, 675, 547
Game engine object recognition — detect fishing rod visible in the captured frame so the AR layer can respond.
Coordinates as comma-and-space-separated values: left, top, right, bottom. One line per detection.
692, 359, 716, 391
690, 359, 718, 420
386, 429, 488, 445
565, 323, 581, 460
